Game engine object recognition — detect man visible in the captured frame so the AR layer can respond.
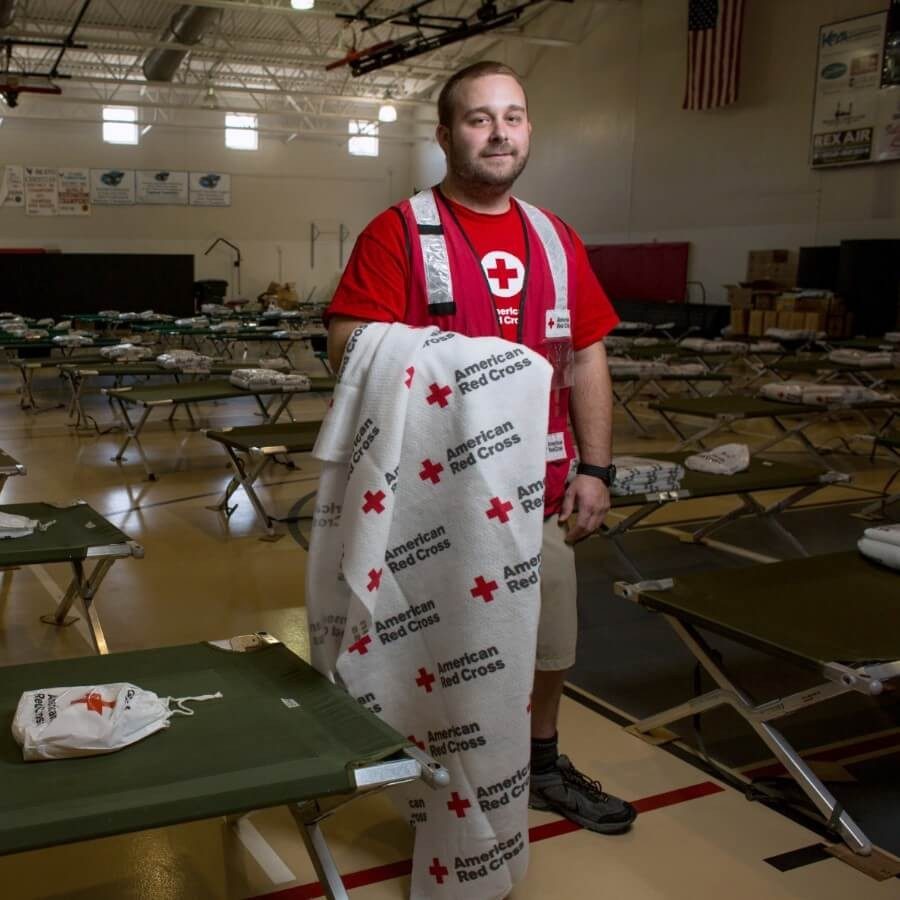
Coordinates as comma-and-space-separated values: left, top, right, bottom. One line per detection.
326, 60, 635, 834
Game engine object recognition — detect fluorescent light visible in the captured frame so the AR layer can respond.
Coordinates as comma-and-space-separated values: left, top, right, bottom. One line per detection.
141, 124, 153, 136
291, 0, 315, 9
378, 102, 397, 123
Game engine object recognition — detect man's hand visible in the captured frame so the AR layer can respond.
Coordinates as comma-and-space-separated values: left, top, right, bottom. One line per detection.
558, 474, 610, 544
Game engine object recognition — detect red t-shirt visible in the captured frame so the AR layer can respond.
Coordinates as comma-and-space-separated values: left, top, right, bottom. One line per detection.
327, 195, 619, 350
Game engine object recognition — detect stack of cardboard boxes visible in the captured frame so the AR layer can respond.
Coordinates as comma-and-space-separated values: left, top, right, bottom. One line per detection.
726, 250, 854, 338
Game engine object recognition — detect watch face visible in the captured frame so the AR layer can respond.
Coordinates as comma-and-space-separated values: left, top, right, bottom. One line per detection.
608, 465, 617, 483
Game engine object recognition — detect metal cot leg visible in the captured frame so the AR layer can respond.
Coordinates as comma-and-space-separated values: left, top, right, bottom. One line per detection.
41, 558, 116, 655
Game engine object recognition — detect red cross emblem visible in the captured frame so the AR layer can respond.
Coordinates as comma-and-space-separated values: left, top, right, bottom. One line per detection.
415, 667, 436, 693
348, 635, 372, 655
408, 734, 426, 751
548, 317, 555, 329
429, 857, 449, 884
404, 366, 415, 388
488, 258, 517, 291
367, 568, 382, 592
446, 791, 472, 818
362, 490, 386, 514
71, 692, 116, 715
470, 575, 499, 603
419, 458, 444, 484
485, 496, 513, 524
426, 383, 452, 408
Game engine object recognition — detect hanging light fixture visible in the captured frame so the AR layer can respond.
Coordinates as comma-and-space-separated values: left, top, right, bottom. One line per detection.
291, 0, 315, 10
378, 93, 397, 123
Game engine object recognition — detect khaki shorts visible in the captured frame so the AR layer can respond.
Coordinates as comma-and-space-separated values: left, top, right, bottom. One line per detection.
536, 517, 578, 671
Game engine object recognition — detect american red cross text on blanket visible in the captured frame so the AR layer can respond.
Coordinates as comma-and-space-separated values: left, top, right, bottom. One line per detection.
307, 322, 552, 900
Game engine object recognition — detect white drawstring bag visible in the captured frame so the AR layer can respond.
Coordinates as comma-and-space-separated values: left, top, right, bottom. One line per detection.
11, 683, 222, 761
685, 443, 751, 476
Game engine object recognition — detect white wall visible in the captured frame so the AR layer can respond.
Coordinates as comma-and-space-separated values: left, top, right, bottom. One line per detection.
413, 0, 900, 304
0, 113, 416, 303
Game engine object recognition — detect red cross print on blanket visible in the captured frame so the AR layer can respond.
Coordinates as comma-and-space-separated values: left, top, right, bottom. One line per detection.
307, 323, 552, 900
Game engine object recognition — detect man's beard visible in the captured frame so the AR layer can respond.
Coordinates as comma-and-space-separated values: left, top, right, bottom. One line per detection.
449, 141, 529, 193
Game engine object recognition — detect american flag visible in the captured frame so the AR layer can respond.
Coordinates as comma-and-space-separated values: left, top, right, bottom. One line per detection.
684, 0, 746, 110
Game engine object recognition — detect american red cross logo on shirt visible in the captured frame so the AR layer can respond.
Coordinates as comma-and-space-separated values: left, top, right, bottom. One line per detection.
348, 635, 372, 655
362, 490, 386, 514
485, 496, 513, 524
419, 459, 444, 484
429, 858, 449, 884
470, 575, 499, 603
426, 383, 452, 408
71, 692, 115, 715
367, 568, 382, 592
482, 250, 524, 298
408, 734, 426, 751
446, 792, 471, 818
415, 667, 436, 693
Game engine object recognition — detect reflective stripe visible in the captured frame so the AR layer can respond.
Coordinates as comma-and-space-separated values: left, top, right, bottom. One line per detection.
410, 190, 454, 311
516, 199, 569, 313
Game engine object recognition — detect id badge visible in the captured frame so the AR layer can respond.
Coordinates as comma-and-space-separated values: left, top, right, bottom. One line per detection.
544, 309, 574, 390
546, 431, 568, 462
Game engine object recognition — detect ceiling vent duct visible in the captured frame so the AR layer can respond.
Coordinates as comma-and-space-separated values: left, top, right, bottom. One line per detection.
0, 1, 19, 30
142, 5, 221, 83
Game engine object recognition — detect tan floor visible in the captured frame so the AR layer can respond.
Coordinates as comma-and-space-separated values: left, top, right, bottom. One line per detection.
0, 360, 897, 899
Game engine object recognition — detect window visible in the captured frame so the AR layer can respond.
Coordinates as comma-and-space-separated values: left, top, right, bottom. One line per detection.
226, 113, 258, 150
348, 119, 379, 157
102, 106, 138, 145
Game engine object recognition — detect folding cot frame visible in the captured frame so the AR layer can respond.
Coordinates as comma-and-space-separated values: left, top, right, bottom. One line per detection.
612, 371, 732, 435
766, 358, 898, 390
5, 351, 115, 412
858, 433, 900, 520
614, 552, 900, 865
59, 360, 306, 429
103, 379, 307, 481
204, 420, 323, 538
0, 500, 143, 656
650, 395, 899, 468
0, 634, 449, 900
603, 454, 850, 580
0, 449, 26, 497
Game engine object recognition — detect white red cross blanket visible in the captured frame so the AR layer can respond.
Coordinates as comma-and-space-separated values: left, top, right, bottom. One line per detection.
307, 322, 552, 900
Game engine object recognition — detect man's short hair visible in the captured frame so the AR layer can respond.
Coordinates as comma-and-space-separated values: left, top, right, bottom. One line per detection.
437, 61, 527, 127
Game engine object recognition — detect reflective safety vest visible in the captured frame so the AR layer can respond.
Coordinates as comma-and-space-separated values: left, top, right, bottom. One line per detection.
394, 187, 577, 512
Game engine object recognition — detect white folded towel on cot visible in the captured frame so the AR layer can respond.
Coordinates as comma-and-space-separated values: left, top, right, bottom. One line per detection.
0, 512, 53, 540
100, 343, 153, 362
52, 334, 92, 346
156, 350, 213, 372
679, 338, 747, 354
229, 369, 309, 391
858, 524, 900, 571
765, 328, 821, 341
308, 322, 552, 900
758, 382, 889, 406
885, 332, 900, 344
667, 363, 707, 376
209, 320, 242, 333
828, 349, 894, 368
174, 316, 209, 328
750, 341, 781, 353
607, 358, 670, 376
685, 443, 750, 475
611, 456, 684, 495
272, 329, 309, 339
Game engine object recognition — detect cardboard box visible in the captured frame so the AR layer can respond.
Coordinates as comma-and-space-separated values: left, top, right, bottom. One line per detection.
747, 250, 798, 287
730, 309, 749, 334
776, 297, 797, 312
803, 312, 826, 333
748, 310, 765, 337
763, 311, 778, 332
725, 285, 754, 309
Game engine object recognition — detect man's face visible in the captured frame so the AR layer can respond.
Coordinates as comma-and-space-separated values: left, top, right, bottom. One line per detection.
438, 74, 531, 190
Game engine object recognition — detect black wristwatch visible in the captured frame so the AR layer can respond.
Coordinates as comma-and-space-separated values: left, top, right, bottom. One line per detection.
576, 462, 616, 487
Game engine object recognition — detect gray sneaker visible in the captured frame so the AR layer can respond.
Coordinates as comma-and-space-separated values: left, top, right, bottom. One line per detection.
529, 754, 637, 834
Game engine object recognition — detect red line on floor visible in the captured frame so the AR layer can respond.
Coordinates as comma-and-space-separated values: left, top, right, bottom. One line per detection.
253, 780, 723, 900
